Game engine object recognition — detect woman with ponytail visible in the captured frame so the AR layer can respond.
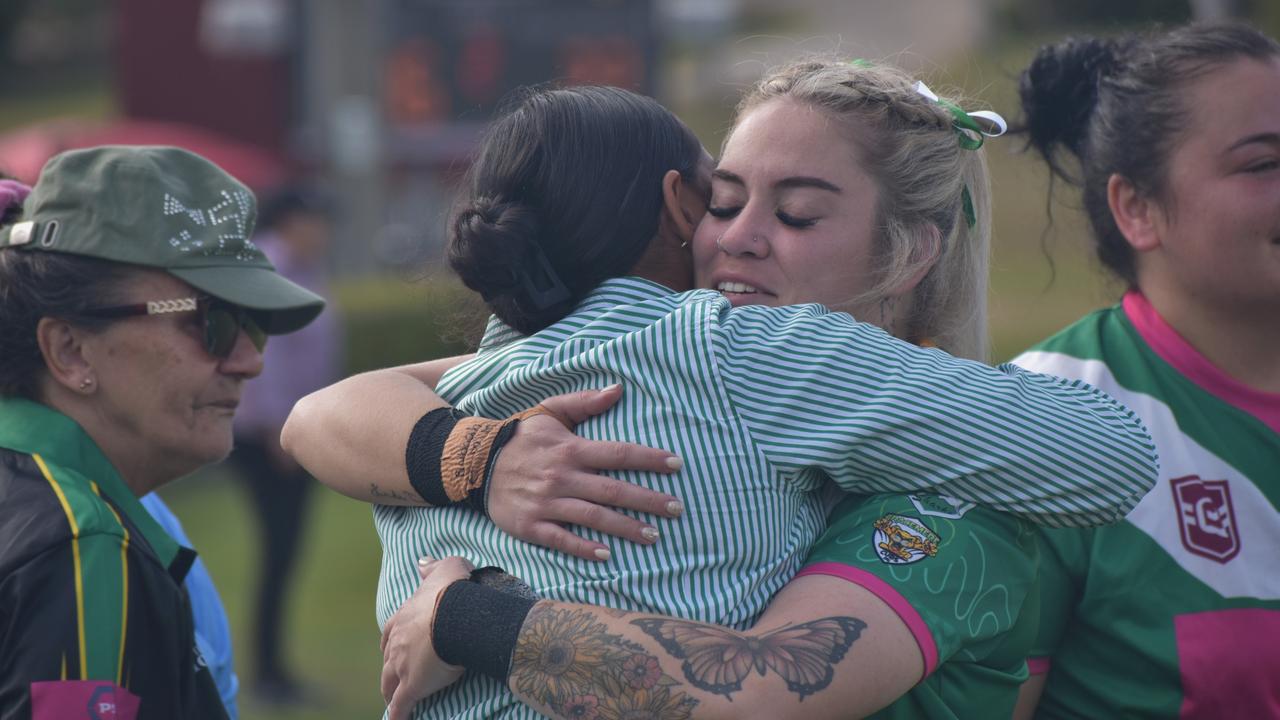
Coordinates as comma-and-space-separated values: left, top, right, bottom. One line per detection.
285, 77, 1159, 719
1010, 23, 1280, 719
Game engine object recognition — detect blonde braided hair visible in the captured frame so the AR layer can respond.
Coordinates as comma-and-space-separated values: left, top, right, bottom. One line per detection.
733, 58, 992, 361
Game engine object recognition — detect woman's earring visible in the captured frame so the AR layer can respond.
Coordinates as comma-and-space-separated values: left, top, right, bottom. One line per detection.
680, 239, 689, 249
78, 377, 94, 391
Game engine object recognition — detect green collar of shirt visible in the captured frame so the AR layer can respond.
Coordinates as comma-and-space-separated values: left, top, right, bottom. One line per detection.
0, 396, 185, 568
477, 276, 683, 349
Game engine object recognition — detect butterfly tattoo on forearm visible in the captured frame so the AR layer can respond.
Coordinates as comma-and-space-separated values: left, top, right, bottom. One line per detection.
631, 616, 867, 701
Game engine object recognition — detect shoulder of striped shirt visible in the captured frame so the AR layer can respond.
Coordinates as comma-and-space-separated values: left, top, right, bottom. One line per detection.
442, 291, 734, 378
706, 302, 857, 358
1013, 348, 1280, 602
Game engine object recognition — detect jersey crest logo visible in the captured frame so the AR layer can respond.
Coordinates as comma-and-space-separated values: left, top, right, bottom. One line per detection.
872, 514, 939, 564
1171, 475, 1240, 563
908, 494, 975, 519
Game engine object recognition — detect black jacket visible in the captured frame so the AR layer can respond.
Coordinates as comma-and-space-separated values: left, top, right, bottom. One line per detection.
0, 398, 227, 720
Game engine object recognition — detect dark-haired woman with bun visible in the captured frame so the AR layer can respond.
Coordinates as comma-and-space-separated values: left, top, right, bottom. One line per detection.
1009, 22, 1280, 719
285, 81, 1160, 718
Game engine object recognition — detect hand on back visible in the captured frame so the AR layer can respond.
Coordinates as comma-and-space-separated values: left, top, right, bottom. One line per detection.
488, 385, 685, 561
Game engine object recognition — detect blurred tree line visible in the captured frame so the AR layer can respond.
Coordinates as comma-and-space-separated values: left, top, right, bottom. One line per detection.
997, 0, 1276, 34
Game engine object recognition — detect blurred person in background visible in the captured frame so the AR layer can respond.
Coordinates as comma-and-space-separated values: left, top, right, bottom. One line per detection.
286, 79, 1157, 718
230, 186, 341, 705
1011, 22, 1280, 719
0, 146, 323, 720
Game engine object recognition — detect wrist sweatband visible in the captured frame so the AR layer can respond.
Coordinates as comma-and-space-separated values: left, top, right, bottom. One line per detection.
440, 404, 574, 515
433, 576, 539, 682
405, 407, 467, 507
408, 404, 574, 514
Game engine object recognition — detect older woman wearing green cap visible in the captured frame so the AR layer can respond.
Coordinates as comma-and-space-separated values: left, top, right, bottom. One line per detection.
0, 146, 323, 720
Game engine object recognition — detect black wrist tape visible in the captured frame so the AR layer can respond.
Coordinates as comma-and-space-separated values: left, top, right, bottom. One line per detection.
405, 407, 466, 506
433, 578, 538, 682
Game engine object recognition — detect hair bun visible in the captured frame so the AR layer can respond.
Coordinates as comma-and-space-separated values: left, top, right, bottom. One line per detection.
1019, 35, 1130, 168
448, 197, 541, 302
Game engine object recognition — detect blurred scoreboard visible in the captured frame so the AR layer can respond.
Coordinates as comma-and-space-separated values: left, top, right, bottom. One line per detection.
385, 0, 656, 163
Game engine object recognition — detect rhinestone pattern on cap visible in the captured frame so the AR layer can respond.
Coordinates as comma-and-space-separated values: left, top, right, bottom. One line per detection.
162, 189, 260, 261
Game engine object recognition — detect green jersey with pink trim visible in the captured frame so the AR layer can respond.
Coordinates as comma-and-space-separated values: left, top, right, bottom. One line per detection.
799, 492, 1040, 719
1013, 292, 1280, 719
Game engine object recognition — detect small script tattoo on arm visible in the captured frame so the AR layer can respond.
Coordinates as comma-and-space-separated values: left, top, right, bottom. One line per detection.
510, 604, 700, 720
368, 482, 420, 504
631, 615, 867, 701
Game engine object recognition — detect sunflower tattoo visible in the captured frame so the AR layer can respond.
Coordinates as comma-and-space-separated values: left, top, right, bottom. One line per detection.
595, 687, 697, 720
510, 604, 699, 719
512, 606, 623, 701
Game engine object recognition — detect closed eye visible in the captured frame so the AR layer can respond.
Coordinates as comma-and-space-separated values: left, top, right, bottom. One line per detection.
777, 211, 817, 228
1243, 159, 1280, 173
707, 206, 740, 219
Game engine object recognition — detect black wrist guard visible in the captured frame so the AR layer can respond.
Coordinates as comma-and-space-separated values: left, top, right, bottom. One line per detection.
405, 407, 465, 507
432, 575, 538, 682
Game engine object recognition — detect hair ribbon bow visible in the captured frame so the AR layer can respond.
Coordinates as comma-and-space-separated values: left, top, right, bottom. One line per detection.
914, 81, 1007, 150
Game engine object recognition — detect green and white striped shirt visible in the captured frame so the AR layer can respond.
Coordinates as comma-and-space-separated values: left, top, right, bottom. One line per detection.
375, 277, 1157, 719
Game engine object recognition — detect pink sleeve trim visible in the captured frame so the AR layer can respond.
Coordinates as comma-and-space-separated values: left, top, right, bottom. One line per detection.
796, 561, 939, 680
1027, 656, 1051, 675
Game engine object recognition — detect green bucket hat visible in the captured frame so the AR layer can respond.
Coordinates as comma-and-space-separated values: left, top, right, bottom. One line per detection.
0, 145, 324, 334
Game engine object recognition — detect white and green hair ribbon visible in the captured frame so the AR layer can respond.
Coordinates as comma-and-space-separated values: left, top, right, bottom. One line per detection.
913, 80, 1008, 151
845, 60, 1007, 229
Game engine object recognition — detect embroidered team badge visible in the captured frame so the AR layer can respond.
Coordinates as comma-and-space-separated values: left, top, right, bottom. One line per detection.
872, 514, 940, 565
1171, 475, 1240, 564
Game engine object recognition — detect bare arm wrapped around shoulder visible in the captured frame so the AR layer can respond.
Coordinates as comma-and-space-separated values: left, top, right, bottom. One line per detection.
282, 361, 686, 558
281, 355, 474, 504
381, 559, 923, 720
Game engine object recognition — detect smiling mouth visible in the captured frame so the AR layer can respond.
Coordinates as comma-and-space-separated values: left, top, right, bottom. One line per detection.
717, 281, 765, 294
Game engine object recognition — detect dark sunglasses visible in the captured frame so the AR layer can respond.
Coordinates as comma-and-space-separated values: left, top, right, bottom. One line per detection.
79, 296, 267, 359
